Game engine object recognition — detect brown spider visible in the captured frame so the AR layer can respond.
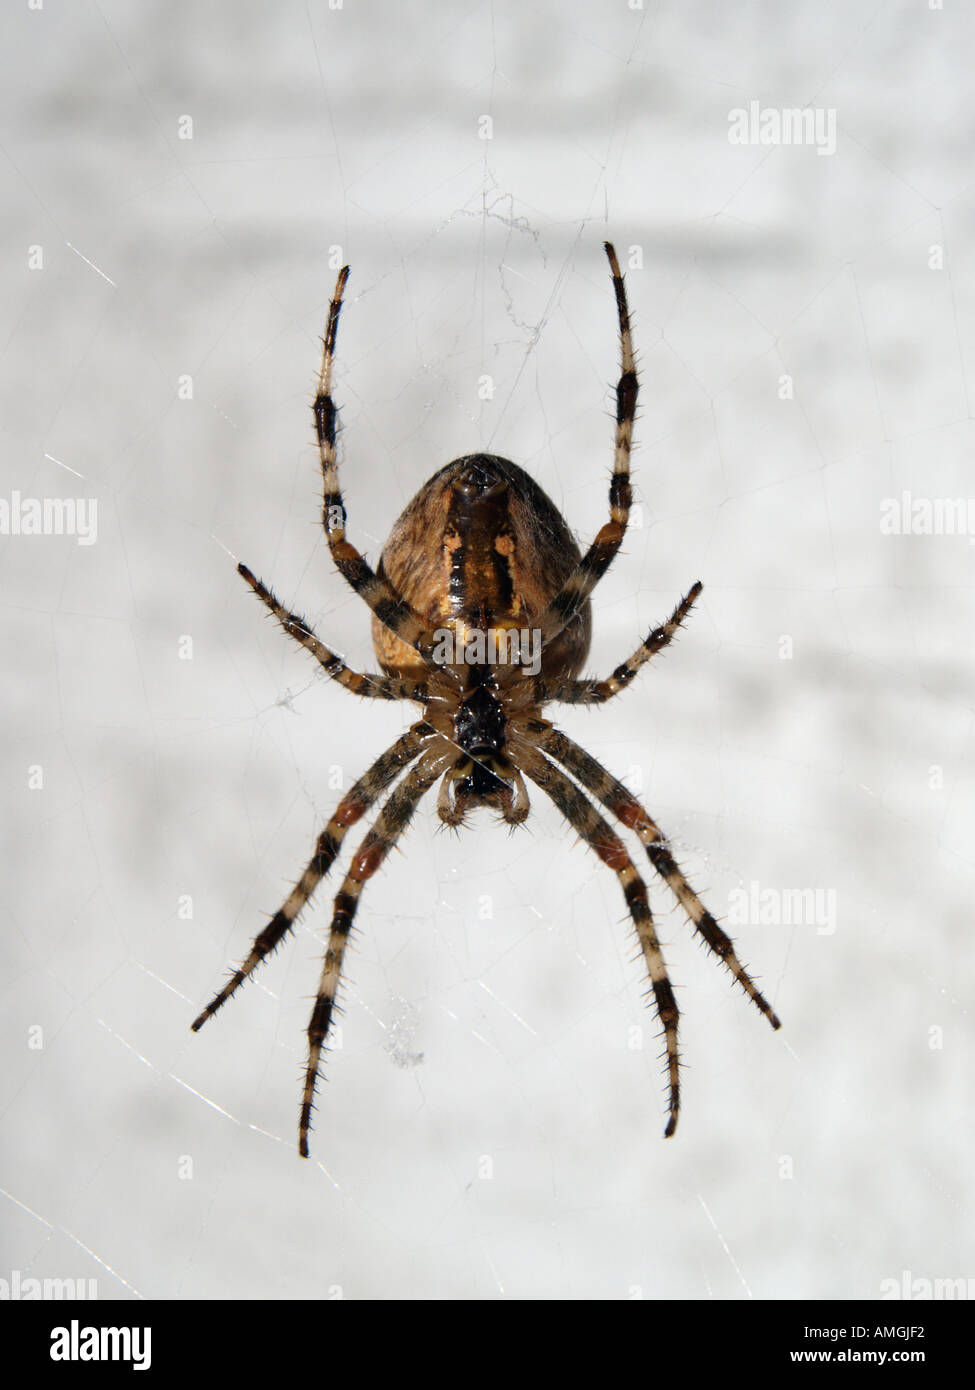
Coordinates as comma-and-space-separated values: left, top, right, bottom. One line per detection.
192, 243, 781, 1157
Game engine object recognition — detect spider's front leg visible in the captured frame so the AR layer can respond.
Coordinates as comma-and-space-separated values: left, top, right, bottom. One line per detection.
191, 722, 436, 1033
506, 737, 682, 1137
529, 725, 782, 1033
299, 742, 455, 1157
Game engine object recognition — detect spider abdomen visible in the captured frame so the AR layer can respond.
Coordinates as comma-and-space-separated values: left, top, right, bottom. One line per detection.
371, 453, 592, 681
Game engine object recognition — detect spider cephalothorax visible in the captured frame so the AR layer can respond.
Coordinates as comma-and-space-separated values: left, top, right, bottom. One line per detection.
192, 244, 781, 1157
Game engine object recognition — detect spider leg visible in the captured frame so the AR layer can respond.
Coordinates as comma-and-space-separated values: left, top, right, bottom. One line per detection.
520, 724, 781, 1031
315, 265, 435, 661
543, 582, 702, 706
191, 722, 436, 1032
299, 742, 455, 1156
536, 242, 637, 653
237, 562, 429, 702
507, 738, 681, 1138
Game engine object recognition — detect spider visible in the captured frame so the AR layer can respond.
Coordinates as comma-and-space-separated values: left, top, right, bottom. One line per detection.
192, 242, 781, 1157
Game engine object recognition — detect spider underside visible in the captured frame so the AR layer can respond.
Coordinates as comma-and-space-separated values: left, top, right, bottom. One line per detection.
192, 243, 781, 1157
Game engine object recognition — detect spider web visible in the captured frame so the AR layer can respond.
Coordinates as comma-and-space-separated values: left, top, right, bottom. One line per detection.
2, 0, 972, 1303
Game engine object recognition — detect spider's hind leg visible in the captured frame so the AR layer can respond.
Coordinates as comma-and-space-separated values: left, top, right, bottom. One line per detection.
313, 265, 434, 663
536, 242, 638, 654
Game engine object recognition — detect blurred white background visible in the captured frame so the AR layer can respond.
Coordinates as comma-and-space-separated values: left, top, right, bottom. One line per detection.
1, 0, 972, 1300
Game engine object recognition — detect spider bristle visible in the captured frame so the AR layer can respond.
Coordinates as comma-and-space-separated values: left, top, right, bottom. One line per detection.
655, 1045, 684, 1070
639, 984, 683, 1011
627, 936, 676, 968
434, 817, 465, 839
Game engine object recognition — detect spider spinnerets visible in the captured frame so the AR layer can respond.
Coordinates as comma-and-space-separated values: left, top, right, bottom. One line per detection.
192, 242, 781, 1157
